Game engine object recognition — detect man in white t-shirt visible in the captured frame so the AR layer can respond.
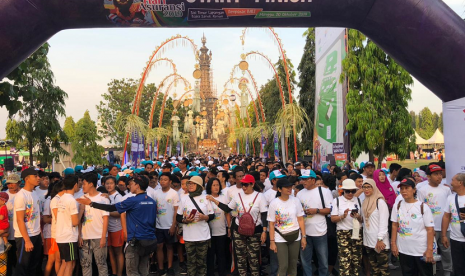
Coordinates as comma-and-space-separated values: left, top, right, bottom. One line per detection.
13, 168, 42, 276
4, 173, 20, 276
78, 173, 109, 276
297, 169, 332, 276
361, 162, 375, 179
56, 175, 80, 276
417, 164, 452, 276
442, 173, 465, 275
154, 173, 180, 276
33, 170, 49, 214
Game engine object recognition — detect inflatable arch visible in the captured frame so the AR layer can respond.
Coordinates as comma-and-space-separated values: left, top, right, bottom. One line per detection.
1, 0, 464, 178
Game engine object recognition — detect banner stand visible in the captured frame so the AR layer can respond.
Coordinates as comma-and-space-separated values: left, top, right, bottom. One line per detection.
443, 97, 465, 184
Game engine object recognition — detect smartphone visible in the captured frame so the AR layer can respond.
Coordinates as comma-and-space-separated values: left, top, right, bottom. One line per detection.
459, 207, 465, 214
351, 209, 358, 215
189, 209, 197, 218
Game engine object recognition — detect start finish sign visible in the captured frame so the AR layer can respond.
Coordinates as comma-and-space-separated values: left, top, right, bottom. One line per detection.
0, 0, 464, 104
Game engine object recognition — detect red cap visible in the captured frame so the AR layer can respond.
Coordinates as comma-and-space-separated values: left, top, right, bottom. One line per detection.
240, 174, 256, 184
428, 164, 443, 174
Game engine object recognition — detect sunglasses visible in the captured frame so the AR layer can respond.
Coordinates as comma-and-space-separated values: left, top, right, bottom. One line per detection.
242, 183, 253, 188
344, 189, 357, 194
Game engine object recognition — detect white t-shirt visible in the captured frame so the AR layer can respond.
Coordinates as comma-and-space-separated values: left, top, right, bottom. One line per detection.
56, 193, 79, 243
444, 194, 465, 242
42, 197, 52, 239
177, 194, 214, 242
13, 189, 41, 238
264, 188, 294, 206
50, 195, 60, 239
81, 193, 110, 240
74, 188, 84, 200
33, 188, 48, 214
297, 187, 333, 237
362, 198, 390, 249
108, 192, 123, 232
146, 186, 157, 201
417, 184, 451, 231
267, 197, 304, 243
263, 178, 272, 192
415, 180, 429, 191
6, 191, 18, 240
209, 194, 228, 236
391, 181, 400, 196
154, 188, 180, 229
220, 187, 229, 199
228, 191, 267, 226
226, 185, 242, 217
391, 200, 435, 256
331, 196, 363, 231
122, 192, 135, 201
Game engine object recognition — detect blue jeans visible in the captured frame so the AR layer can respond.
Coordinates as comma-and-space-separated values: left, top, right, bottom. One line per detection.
301, 234, 329, 276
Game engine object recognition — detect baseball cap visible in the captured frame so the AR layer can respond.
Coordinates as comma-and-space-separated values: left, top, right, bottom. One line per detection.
397, 178, 416, 189
269, 170, 286, 181
364, 162, 375, 168
299, 169, 316, 179
427, 164, 443, 175
277, 178, 293, 188
5, 173, 20, 184
240, 174, 256, 184
115, 164, 122, 169
21, 168, 38, 179
74, 165, 84, 173
63, 167, 75, 176
0, 192, 9, 202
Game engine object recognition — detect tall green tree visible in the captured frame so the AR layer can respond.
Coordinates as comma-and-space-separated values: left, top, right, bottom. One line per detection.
63, 116, 76, 141
409, 111, 416, 129
4, 43, 69, 165
418, 107, 434, 138
341, 29, 415, 167
72, 110, 106, 165
438, 112, 443, 133
297, 28, 316, 155
96, 79, 159, 147
0, 44, 50, 116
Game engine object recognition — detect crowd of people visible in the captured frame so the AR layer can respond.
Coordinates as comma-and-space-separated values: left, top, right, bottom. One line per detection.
0, 154, 464, 276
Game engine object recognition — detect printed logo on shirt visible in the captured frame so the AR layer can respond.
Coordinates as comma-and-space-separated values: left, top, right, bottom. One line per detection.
83, 213, 93, 225
397, 218, 412, 237
158, 208, 167, 216
214, 210, 222, 220
275, 210, 293, 229
166, 199, 173, 204
24, 203, 38, 223
411, 214, 417, 219
199, 199, 204, 203
450, 203, 460, 225
424, 193, 441, 215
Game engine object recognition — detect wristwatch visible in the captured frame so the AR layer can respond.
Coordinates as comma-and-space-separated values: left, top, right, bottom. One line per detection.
316, 209, 320, 214
378, 238, 383, 242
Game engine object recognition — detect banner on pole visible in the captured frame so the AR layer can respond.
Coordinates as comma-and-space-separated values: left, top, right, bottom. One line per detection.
131, 131, 139, 165
273, 129, 279, 158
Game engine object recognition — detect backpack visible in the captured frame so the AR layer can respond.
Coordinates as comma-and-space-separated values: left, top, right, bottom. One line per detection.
237, 192, 259, 237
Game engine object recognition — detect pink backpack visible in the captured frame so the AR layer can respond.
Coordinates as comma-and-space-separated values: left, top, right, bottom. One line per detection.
238, 193, 259, 236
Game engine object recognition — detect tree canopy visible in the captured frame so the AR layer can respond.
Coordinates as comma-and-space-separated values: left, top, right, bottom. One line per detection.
72, 110, 106, 165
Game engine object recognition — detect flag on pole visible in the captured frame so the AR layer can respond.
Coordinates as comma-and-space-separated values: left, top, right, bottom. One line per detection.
273, 129, 279, 158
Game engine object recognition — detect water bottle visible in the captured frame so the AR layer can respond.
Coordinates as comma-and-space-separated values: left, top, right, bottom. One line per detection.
420, 255, 442, 262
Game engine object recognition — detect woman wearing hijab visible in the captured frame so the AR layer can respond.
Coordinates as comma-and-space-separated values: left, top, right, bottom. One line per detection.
374, 169, 396, 210
176, 176, 215, 276
361, 179, 390, 276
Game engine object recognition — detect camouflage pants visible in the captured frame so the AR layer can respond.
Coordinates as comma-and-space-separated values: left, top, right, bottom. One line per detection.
233, 231, 261, 276
185, 240, 209, 276
365, 247, 390, 276
336, 230, 363, 276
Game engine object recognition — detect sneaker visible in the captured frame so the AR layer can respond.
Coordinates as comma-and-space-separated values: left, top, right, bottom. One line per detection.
167, 267, 175, 276
158, 268, 167, 276
388, 263, 398, 270
179, 262, 187, 275
4, 242, 12, 252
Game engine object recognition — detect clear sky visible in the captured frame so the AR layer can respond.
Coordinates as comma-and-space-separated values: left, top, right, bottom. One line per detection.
0, 1, 463, 139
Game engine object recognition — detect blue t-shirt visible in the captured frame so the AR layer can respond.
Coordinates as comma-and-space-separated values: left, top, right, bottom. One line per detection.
116, 193, 157, 240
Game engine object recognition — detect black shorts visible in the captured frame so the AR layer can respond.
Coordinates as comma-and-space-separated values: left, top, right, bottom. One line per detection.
58, 242, 78, 262
156, 228, 176, 244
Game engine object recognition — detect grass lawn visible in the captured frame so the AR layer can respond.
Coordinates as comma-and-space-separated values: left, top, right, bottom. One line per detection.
386, 159, 438, 170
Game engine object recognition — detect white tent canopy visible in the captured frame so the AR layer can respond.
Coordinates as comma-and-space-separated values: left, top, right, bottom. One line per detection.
415, 131, 429, 145
427, 129, 444, 144
415, 129, 444, 145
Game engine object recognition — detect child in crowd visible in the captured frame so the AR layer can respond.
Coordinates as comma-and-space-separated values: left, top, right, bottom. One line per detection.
0, 192, 10, 251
